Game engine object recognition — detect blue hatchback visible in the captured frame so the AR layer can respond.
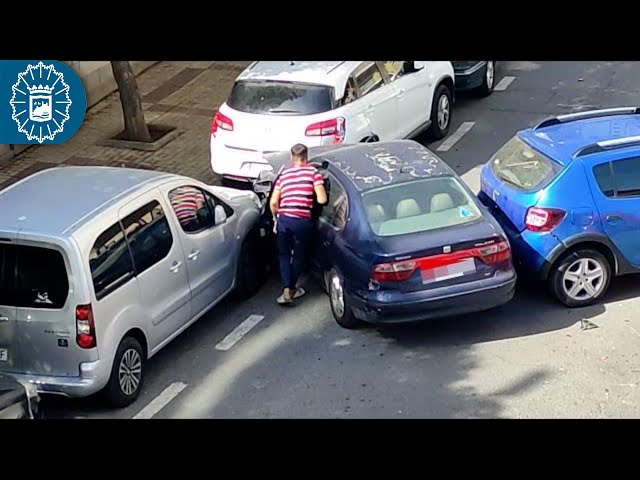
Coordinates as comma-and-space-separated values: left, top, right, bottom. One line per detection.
479, 107, 640, 307
260, 140, 516, 328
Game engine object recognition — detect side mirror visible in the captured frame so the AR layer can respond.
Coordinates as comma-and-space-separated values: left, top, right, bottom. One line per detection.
214, 205, 227, 225
404, 61, 424, 73
253, 179, 272, 194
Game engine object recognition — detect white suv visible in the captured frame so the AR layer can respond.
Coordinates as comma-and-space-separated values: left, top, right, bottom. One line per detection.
210, 61, 455, 183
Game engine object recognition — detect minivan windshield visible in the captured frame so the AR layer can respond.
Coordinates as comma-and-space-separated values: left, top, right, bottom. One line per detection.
227, 80, 334, 115
491, 136, 562, 191
362, 177, 482, 237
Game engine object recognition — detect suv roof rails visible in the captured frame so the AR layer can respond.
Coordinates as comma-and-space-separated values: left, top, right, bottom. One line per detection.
535, 107, 640, 130
574, 135, 640, 158
248, 61, 259, 70
327, 61, 347, 74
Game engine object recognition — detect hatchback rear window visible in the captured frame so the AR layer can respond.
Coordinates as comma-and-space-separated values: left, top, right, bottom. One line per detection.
491, 136, 562, 191
362, 177, 482, 237
0, 243, 69, 309
227, 80, 334, 115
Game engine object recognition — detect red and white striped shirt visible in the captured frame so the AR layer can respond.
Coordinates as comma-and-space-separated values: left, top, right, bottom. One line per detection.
274, 164, 324, 219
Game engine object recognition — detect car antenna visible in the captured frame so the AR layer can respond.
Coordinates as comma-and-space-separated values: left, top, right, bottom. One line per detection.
290, 61, 295, 66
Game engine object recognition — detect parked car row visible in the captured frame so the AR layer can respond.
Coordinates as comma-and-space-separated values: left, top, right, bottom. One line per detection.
210, 61, 496, 186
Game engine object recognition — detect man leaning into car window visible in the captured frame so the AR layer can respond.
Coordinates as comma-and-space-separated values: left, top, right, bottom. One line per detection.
270, 143, 328, 305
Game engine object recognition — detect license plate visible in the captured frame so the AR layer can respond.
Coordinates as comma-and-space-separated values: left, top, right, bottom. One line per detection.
421, 258, 476, 284
0, 348, 7, 362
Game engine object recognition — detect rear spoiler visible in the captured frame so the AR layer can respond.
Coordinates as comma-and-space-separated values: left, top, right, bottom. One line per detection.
534, 107, 640, 130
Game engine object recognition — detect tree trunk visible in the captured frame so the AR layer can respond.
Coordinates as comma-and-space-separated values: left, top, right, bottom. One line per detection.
110, 61, 152, 143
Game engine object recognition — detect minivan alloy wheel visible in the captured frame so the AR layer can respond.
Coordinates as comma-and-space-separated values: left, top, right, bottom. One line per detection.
562, 257, 606, 301
119, 348, 142, 396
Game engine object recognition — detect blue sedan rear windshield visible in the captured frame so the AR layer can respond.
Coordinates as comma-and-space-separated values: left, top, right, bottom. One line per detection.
362, 177, 482, 237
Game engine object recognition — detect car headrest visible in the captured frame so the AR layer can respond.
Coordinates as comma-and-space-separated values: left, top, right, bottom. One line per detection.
396, 198, 421, 219
366, 204, 386, 223
430, 193, 455, 212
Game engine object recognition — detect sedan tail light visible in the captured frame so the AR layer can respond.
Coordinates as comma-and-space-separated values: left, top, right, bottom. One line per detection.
372, 260, 417, 282
305, 117, 346, 144
211, 111, 234, 136
525, 207, 566, 232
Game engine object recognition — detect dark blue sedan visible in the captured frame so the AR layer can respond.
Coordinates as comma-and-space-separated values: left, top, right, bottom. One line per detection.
258, 141, 516, 328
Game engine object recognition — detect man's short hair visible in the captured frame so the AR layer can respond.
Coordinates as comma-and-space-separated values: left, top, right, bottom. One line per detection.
291, 143, 308, 159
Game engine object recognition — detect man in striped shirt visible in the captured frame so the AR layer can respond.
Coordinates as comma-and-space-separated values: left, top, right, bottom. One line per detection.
270, 143, 327, 305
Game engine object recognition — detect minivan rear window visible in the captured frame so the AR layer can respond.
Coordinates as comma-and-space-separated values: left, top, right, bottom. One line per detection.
362, 177, 482, 237
0, 243, 69, 309
227, 80, 334, 115
491, 136, 563, 191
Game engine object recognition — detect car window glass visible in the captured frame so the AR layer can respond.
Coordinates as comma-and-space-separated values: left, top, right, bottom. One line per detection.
169, 186, 215, 233
381, 61, 405, 81
121, 201, 173, 275
355, 62, 385, 97
90, 222, 135, 300
611, 157, 640, 197
322, 175, 348, 229
13, 245, 69, 309
593, 163, 615, 197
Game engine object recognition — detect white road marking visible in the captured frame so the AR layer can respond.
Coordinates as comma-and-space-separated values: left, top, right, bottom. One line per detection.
133, 382, 187, 419
494, 76, 516, 91
215, 314, 265, 351
436, 122, 475, 152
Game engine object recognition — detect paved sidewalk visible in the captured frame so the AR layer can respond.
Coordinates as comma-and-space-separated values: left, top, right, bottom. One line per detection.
0, 61, 251, 190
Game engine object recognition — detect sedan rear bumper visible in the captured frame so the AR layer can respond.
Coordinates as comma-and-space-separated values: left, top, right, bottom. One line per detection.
348, 274, 516, 324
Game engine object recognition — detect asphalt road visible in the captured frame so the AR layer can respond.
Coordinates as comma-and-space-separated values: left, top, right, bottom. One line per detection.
42, 61, 640, 419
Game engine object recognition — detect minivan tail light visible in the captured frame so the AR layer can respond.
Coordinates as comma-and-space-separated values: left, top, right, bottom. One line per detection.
305, 117, 346, 144
76, 304, 96, 349
211, 111, 234, 136
525, 207, 566, 232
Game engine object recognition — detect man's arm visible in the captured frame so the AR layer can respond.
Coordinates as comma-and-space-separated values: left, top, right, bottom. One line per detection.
313, 171, 328, 205
269, 189, 281, 217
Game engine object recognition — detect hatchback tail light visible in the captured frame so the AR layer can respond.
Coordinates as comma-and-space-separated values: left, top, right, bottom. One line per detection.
525, 207, 566, 232
305, 117, 346, 144
211, 111, 234, 136
76, 304, 96, 349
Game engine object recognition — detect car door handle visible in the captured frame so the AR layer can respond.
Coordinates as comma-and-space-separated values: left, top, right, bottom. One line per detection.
169, 261, 183, 273
397, 88, 405, 98
365, 104, 374, 112
606, 214, 623, 223
0, 316, 8, 322
188, 250, 200, 260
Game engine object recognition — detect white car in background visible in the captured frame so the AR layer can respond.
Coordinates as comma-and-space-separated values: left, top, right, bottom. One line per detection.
210, 61, 455, 184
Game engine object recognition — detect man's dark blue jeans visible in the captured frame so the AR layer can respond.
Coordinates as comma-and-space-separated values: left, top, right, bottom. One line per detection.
276, 215, 314, 290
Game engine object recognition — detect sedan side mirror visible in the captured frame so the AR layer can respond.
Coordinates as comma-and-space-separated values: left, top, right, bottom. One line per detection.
253, 179, 272, 194
214, 205, 227, 225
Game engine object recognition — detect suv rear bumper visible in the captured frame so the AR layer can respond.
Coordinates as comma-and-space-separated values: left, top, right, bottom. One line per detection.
9, 359, 107, 398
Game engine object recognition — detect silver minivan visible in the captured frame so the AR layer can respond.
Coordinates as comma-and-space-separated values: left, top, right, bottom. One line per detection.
0, 166, 263, 407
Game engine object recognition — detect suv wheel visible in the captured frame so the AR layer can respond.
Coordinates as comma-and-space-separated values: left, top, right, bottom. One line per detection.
427, 83, 452, 140
477, 61, 496, 97
549, 249, 611, 307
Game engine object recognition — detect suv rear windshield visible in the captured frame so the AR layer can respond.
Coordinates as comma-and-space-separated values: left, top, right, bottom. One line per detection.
227, 80, 334, 115
362, 177, 483, 237
491, 136, 563, 191
0, 243, 69, 309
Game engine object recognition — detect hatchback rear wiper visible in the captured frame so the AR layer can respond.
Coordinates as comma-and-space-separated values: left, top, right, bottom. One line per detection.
268, 108, 300, 113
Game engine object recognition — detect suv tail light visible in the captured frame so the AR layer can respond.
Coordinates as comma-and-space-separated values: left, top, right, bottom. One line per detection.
76, 304, 96, 349
525, 207, 566, 232
211, 111, 234, 136
305, 117, 346, 144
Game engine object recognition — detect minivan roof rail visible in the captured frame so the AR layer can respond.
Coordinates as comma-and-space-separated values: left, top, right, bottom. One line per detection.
574, 135, 640, 157
535, 107, 640, 129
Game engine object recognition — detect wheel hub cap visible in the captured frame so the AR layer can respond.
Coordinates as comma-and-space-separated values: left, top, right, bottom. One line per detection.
437, 95, 450, 130
486, 62, 494, 88
330, 274, 345, 318
562, 258, 605, 301
119, 348, 142, 396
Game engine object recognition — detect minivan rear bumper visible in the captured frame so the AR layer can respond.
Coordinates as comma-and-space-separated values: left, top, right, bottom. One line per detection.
10, 359, 107, 398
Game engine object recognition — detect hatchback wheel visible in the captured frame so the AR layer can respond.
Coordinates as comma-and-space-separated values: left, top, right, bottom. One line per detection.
328, 269, 361, 329
104, 336, 144, 408
427, 84, 452, 140
477, 61, 496, 97
549, 249, 611, 307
